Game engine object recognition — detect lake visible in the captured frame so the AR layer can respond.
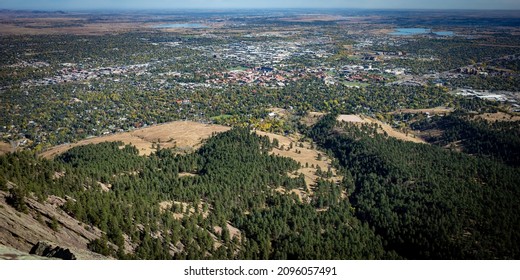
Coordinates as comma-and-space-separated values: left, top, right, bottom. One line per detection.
391, 28, 454, 36
154, 23, 208, 29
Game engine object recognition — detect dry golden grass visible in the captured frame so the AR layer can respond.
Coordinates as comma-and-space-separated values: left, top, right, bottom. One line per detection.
337, 114, 426, 144
337, 114, 365, 123
475, 112, 520, 122
369, 117, 426, 144
0, 142, 12, 155
40, 121, 230, 159
255, 130, 342, 201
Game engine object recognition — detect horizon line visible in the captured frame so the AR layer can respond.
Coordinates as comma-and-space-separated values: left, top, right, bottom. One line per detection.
2, 7, 520, 12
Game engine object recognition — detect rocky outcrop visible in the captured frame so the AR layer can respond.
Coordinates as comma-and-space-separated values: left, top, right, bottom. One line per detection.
30, 241, 76, 260
0, 189, 115, 259
0, 244, 50, 260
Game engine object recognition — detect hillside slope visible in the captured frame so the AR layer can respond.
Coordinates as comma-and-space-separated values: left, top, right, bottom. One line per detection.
0, 188, 110, 259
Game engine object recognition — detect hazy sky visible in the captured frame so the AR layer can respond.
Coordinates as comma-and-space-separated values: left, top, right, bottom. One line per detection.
1, 0, 520, 10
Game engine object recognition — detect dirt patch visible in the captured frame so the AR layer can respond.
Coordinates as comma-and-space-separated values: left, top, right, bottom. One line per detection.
337, 114, 365, 123
0, 142, 12, 155
40, 121, 230, 159
179, 172, 198, 177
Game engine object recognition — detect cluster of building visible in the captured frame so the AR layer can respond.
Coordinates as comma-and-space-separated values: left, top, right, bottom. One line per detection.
454, 89, 517, 103
22, 63, 149, 87
208, 67, 304, 87
7, 60, 50, 68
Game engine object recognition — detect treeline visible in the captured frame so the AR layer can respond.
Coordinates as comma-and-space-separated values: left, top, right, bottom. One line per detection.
411, 112, 520, 166
309, 114, 520, 259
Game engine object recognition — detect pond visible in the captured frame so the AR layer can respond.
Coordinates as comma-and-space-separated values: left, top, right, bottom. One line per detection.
391, 28, 454, 36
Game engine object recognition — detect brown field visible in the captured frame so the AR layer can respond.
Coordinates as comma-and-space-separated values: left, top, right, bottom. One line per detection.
374, 28, 398, 35
0, 142, 12, 155
337, 114, 365, 123
0, 22, 144, 35
40, 121, 230, 159
337, 114, 426, 144
474, 112, 520, 122
0, 17, 227, 36
372, 118, 426, 144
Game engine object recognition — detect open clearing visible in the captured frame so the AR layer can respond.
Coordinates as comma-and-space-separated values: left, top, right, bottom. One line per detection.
337, 115, 365, 123
255, 130, 342, 202
474, 112, 520, 122
337, 114, 426, 144
40, 121, 230, 158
